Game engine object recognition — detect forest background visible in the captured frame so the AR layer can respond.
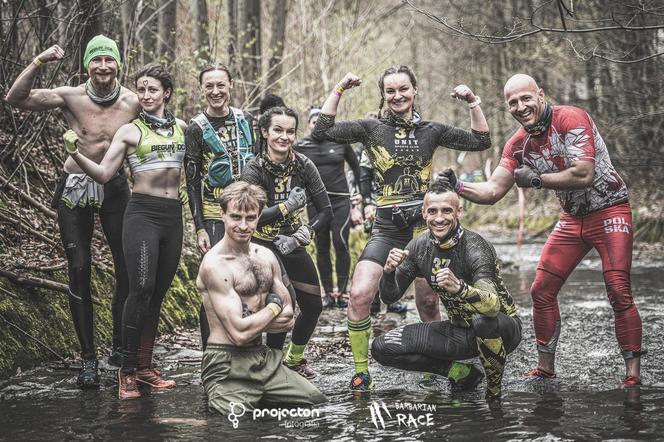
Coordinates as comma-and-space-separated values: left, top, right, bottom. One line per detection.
1, 0, 662, 377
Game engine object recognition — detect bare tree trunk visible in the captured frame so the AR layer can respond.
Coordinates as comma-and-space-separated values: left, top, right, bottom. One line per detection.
79, 0, 102, 75
158, 0, 177, 61
227, 0, 238, 67
266, 0, 288, 93
192, 0, 210, 62
236, 0, 261, 106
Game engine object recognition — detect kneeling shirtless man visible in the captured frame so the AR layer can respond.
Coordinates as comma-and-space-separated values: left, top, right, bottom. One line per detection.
197, 181, 326, 415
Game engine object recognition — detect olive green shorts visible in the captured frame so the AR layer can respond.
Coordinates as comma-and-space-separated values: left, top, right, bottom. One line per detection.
201, 344, 326, 415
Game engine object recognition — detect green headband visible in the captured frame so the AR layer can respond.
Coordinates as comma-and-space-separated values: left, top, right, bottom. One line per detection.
83, 35, 121, 70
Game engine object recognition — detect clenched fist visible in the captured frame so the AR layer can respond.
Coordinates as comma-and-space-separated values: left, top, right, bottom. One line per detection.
383, 248, 409, 273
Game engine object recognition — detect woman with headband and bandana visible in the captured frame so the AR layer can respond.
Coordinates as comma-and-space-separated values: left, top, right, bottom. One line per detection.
5, 35, 139, 388
63, 63, 186, 400
313, 66, 491, 392
294, 106, 361, 309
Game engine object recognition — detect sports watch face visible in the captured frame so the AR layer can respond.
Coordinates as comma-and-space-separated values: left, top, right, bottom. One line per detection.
532, 176, 542, 189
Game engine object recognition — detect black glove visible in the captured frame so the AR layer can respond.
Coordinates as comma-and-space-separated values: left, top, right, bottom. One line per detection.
432, 168, 459, 192
513, 166, 542, 189
274, 234, 299, 255
283, 187, 306, 213
265, 292, 283, 311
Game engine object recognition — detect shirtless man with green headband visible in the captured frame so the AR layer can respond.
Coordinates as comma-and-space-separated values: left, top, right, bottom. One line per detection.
5, 35, 139, 388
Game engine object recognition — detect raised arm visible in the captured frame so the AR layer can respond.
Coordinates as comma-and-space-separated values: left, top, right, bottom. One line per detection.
312, 73, 372, 145
451, 84, 490, 133
201, 264, 284, 346
5, 45, 67, 111
437, 167, 514, 205
379, 246, 419, 304
67, 124, 136, 183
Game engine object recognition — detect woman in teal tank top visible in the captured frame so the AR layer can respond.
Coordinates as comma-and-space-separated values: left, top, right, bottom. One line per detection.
66, 63, 186, 400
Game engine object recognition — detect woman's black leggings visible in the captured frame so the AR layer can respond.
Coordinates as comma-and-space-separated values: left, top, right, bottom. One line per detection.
254, 238, 323, 350
308, 194, 351, 293
121, 194, 182, 371
56, 172, 129, 360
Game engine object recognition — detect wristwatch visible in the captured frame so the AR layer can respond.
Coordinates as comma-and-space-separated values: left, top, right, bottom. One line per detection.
531, 175, 542, 189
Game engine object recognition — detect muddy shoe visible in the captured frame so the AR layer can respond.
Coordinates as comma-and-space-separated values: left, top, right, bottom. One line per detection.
77, 359, 100, 389
335, 292, 349, 309
621, 375, 641, 388
386, 301, 408, 314
450, 365, 484, 391
118, 370, 141, 400
526, 368, 556, 379
349, 372, 373, 391
284, 359, 317, 379
107, 349, 123, 368
136, 368, 176, 389
322, 294, 335, 309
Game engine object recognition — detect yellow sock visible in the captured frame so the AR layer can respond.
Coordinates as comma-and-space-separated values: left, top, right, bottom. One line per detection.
348, 317, 372, 374
285, 343, 306, 365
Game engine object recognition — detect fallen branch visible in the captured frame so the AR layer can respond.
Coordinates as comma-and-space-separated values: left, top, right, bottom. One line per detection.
0, 209, 59, 248
0, 176, 57, 220
0, 312, 70, 366
0, 267, 68, 292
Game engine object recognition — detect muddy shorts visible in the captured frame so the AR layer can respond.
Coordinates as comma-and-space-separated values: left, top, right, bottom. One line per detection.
201, 344, 326, 415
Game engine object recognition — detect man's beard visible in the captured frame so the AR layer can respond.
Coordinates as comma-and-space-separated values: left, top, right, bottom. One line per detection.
90, 75, 116, 95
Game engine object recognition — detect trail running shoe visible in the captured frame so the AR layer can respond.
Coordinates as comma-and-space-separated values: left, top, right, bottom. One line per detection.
450, 364, 484, 391
322, 294, 335, 309
386, 301, 408, 314
136, 368, 176, 389
107, 349, 123, 368
621, 375, 642, 388
349, 372, 373, 391
526, 368, 556, 379
118, 370, 141, 400
335, 292, 349, 309
284, 359, 317, 379
77, 359, 100, 389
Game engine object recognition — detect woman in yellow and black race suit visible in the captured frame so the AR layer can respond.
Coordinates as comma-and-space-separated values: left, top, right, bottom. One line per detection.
312, 65, 492, 391
241, 106, 332, 380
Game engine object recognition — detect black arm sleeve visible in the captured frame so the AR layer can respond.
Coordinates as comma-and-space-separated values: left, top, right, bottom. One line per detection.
311, 113, 370, 145
435, 123, 491, 152
379, 242, 420, 304
240, 160, 285, 227
184, 123, 205, 231
344, 143, 361, 193
303, 158, 332, 233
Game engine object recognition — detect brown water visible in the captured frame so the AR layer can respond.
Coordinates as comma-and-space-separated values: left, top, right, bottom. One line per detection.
1, 236, 663, 441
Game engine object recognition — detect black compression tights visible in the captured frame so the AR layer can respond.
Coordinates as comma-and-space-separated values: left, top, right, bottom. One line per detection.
308, 195, 352, 293
56, 173, 129, 359
198, 220, 298, 351
121, 194, 182, 371
371, 313, 521, 375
